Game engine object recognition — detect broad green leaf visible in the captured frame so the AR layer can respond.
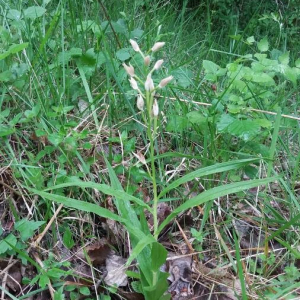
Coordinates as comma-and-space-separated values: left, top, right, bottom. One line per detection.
0, 125, 15, 136
255, 119, 272, 128
39, 274, 49, 288
279, 52, 289, 65
151, 242, 167, 271
166, 116, 188, 132
7, 9, 22, 20
186, 111, 207, 125
14, 219, 45, 241
246, 36, 255, 44
125, 235, 155, 267
251, 73, 275, 85
217, 113, 235, 132
0, 70, 12, 81
48, 133, 64, 147
295, 58, 300, 68
0, 234, 17, 254
116, 48, 131, 61
285, 67, 298, 85
257, 37, 269, 52
157, 177, 277, 235
158, 158, 259, 199
172, 68, 193, 88
24, 6, 46, 19
228, 119, 260, 141
203, 60, 219, 73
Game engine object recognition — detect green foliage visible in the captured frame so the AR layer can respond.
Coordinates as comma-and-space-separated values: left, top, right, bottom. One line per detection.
0, 219, 45, 256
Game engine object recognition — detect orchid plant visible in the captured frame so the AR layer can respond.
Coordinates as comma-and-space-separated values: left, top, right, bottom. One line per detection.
123, 39, 173, 239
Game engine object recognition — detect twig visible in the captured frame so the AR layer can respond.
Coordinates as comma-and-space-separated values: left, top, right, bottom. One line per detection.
97, 0, 122, 48
33, 204, 64, 247
32, 252, 55, 300
103, 91, 300, 121
1, 256, 13, 300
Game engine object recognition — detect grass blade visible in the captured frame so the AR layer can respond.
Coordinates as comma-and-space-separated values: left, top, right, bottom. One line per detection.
157, 177, 277, 235
158, 158, 259, 199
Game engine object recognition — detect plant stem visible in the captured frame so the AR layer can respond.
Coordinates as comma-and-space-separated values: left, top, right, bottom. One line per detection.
146, 91, 159, 239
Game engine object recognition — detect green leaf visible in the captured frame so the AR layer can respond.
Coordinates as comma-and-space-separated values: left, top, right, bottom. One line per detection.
48, 133, 64, 147
116, 48, 131, 61
39, 274, 49, 288
63, 227, 75, 249
151, 243, 167, 271
217, 113, 235, 132
186, 111, 207, 125
279, 52, 289, 65
126, 235, 156, 267
172, 67, 193, 88
227, 119, 260, 141
255, 119, 272, 128
24, 6, 46, 19
251, 73, 275, 85
158, 177, 277, 235
257, 37, 269, 52
158, 158, 259, 199
203, 60, 220, 73
166, 116, 188, 132
246, 36, 255, 44
0, 125, 15, 137
27, 187, 146, 242
14, 219, 45, 241
79, 287, 90, 296
0, 70, 12, 81
8, 43, 29, 54
0, 234, 17, 254
43, 179, 151, 211
7, 9, 22, 20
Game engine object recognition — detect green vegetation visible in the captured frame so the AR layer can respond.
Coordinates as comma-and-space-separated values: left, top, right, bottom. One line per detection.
0, 0, 299, 299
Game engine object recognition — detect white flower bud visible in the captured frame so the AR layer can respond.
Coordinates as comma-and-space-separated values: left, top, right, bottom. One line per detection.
123, 63, 135, 77
158, 75, 173, 88
129, 39, 140, 52
153, 59, 164, 71
144, 55, 151, 66
152, 99, 159, 117
137, 94, 144, 111
151, 42, 165, 52
145, 74, 154, 91
129, 77, 139, 90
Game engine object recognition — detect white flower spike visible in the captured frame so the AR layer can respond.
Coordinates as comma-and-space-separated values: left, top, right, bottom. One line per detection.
145, 74, 155, 91
153, 59, 164, 71
152, 99, 159, 117
129, 39, 140, 52
123, 63, 135, 77
151, 42, 165, 52
129, 77, 139, 90
137, 94, 144, 111
158, 76, 173, 88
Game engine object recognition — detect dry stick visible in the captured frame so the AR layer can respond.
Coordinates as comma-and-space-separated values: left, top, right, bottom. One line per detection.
33, 204, 64, 247
175, 219, 199, 263
103, 92, 300, 121
32, 252, 55, 300
97, 0, 121, 49
0, 181, 22, 198
0, 256, 13, 300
